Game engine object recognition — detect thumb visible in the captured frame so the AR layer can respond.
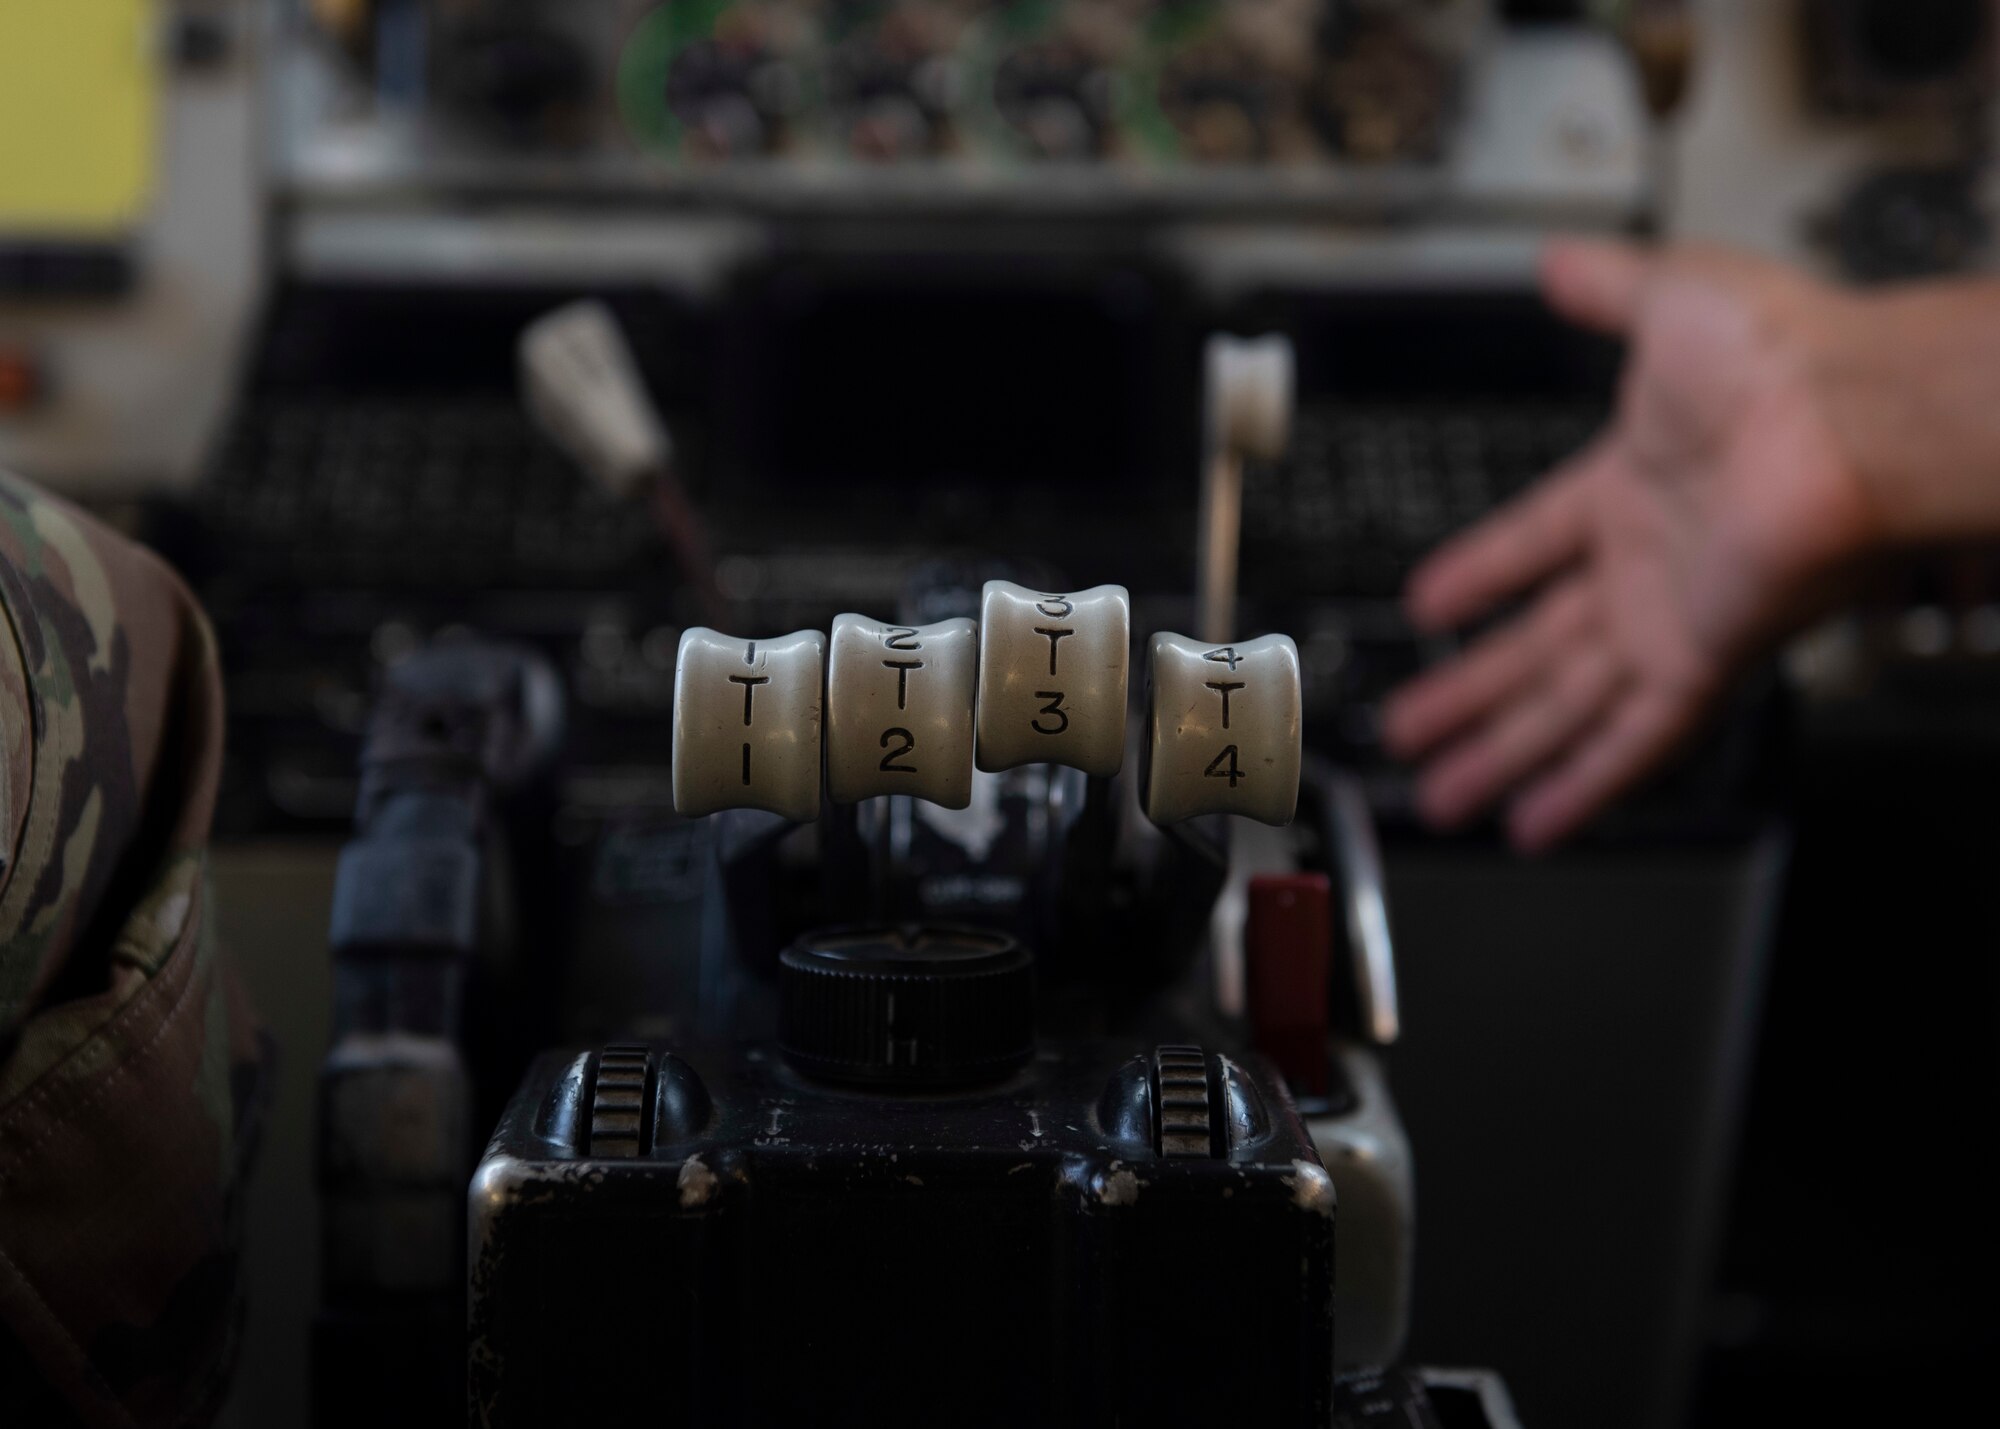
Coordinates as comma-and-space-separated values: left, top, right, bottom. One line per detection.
1540, 237, 1652, 336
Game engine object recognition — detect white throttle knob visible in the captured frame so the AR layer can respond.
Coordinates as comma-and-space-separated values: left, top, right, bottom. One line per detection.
672, 628, 826, 822
826, 614, 978, 808
1206, 333, 1295, 461
975, 581, 1130, 777
1142, 632, 1302, 827
519, 301, 671, 497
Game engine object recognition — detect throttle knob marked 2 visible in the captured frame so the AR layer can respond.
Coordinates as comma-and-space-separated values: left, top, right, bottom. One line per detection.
672, 627, 825, 822
826, 614, 977, 808
1142, 631, 1302, 826
975, 580, 1130, 777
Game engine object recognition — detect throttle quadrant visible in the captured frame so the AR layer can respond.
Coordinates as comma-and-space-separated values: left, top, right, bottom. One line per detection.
671, 581, 1302, 827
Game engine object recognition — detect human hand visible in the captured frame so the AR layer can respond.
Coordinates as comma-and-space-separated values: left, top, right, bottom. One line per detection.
1382, 239, 1885, 850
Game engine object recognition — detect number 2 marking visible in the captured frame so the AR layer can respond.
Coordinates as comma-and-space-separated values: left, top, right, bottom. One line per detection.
1032, 692, 1069, 735
885, 627, 923, 652
879, 727, 918, 773
1204, 745, 1245, 787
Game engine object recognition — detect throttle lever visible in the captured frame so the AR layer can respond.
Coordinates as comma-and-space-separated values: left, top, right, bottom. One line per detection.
976, 580, 1130, 778
1141, 632, 1302, 828
672, 627, 826, 823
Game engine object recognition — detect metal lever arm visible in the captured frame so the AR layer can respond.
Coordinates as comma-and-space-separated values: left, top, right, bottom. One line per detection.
1303, 754, 1400, 1045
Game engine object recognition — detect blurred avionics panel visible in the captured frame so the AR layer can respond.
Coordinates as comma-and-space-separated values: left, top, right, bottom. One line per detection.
0, 0, 158, 235
273, 0, 1564, 215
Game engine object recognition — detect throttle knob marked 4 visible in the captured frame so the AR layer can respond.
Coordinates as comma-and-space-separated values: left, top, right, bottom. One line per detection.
1143, 631, 1302, 827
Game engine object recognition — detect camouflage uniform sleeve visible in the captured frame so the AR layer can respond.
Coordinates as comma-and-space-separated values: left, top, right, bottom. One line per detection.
0, 468, 268, 1427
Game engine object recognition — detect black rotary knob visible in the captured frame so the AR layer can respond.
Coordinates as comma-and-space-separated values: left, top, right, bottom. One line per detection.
779, 925, 1034, 1088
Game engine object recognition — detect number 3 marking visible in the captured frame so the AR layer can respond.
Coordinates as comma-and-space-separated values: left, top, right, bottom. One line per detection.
1032, 692, 1069, 735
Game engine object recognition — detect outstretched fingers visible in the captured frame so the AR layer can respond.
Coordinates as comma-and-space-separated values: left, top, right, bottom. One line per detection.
1505, 687, 1695, 852
1383, 577, 1595, 760
1414, 643, 1621, 830
1540, 237, 1652, 336
1384, 615, 1538, 759
1403, 445, 1602, 635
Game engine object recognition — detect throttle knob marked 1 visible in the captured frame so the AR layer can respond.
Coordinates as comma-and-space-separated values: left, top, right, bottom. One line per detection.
826, 614, 978, 808
672, 627, 826, 822
1142, 631, 1302, 827
975, 580, 1130, 777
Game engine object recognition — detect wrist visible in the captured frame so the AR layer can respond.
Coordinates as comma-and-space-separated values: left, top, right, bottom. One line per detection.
1815, 279, 2000, 549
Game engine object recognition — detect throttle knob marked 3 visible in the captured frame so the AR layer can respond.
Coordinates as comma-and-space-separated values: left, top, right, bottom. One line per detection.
975, 580, 1131, 778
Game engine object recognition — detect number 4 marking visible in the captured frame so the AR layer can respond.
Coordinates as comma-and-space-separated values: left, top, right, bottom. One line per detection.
1204, 745, 1245, 787
1204, 647, 1242, 671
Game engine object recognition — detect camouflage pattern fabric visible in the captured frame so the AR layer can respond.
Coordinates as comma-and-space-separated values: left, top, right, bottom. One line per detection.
0, 469, 266, 1426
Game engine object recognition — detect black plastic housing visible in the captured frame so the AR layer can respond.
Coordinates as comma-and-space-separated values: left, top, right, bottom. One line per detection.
469, 1039, 1337, 1427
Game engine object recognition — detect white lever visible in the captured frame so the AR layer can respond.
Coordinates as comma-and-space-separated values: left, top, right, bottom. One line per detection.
519, 301, 671, 498
1198, 334, 1295, 645
521, 301, 726, 623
